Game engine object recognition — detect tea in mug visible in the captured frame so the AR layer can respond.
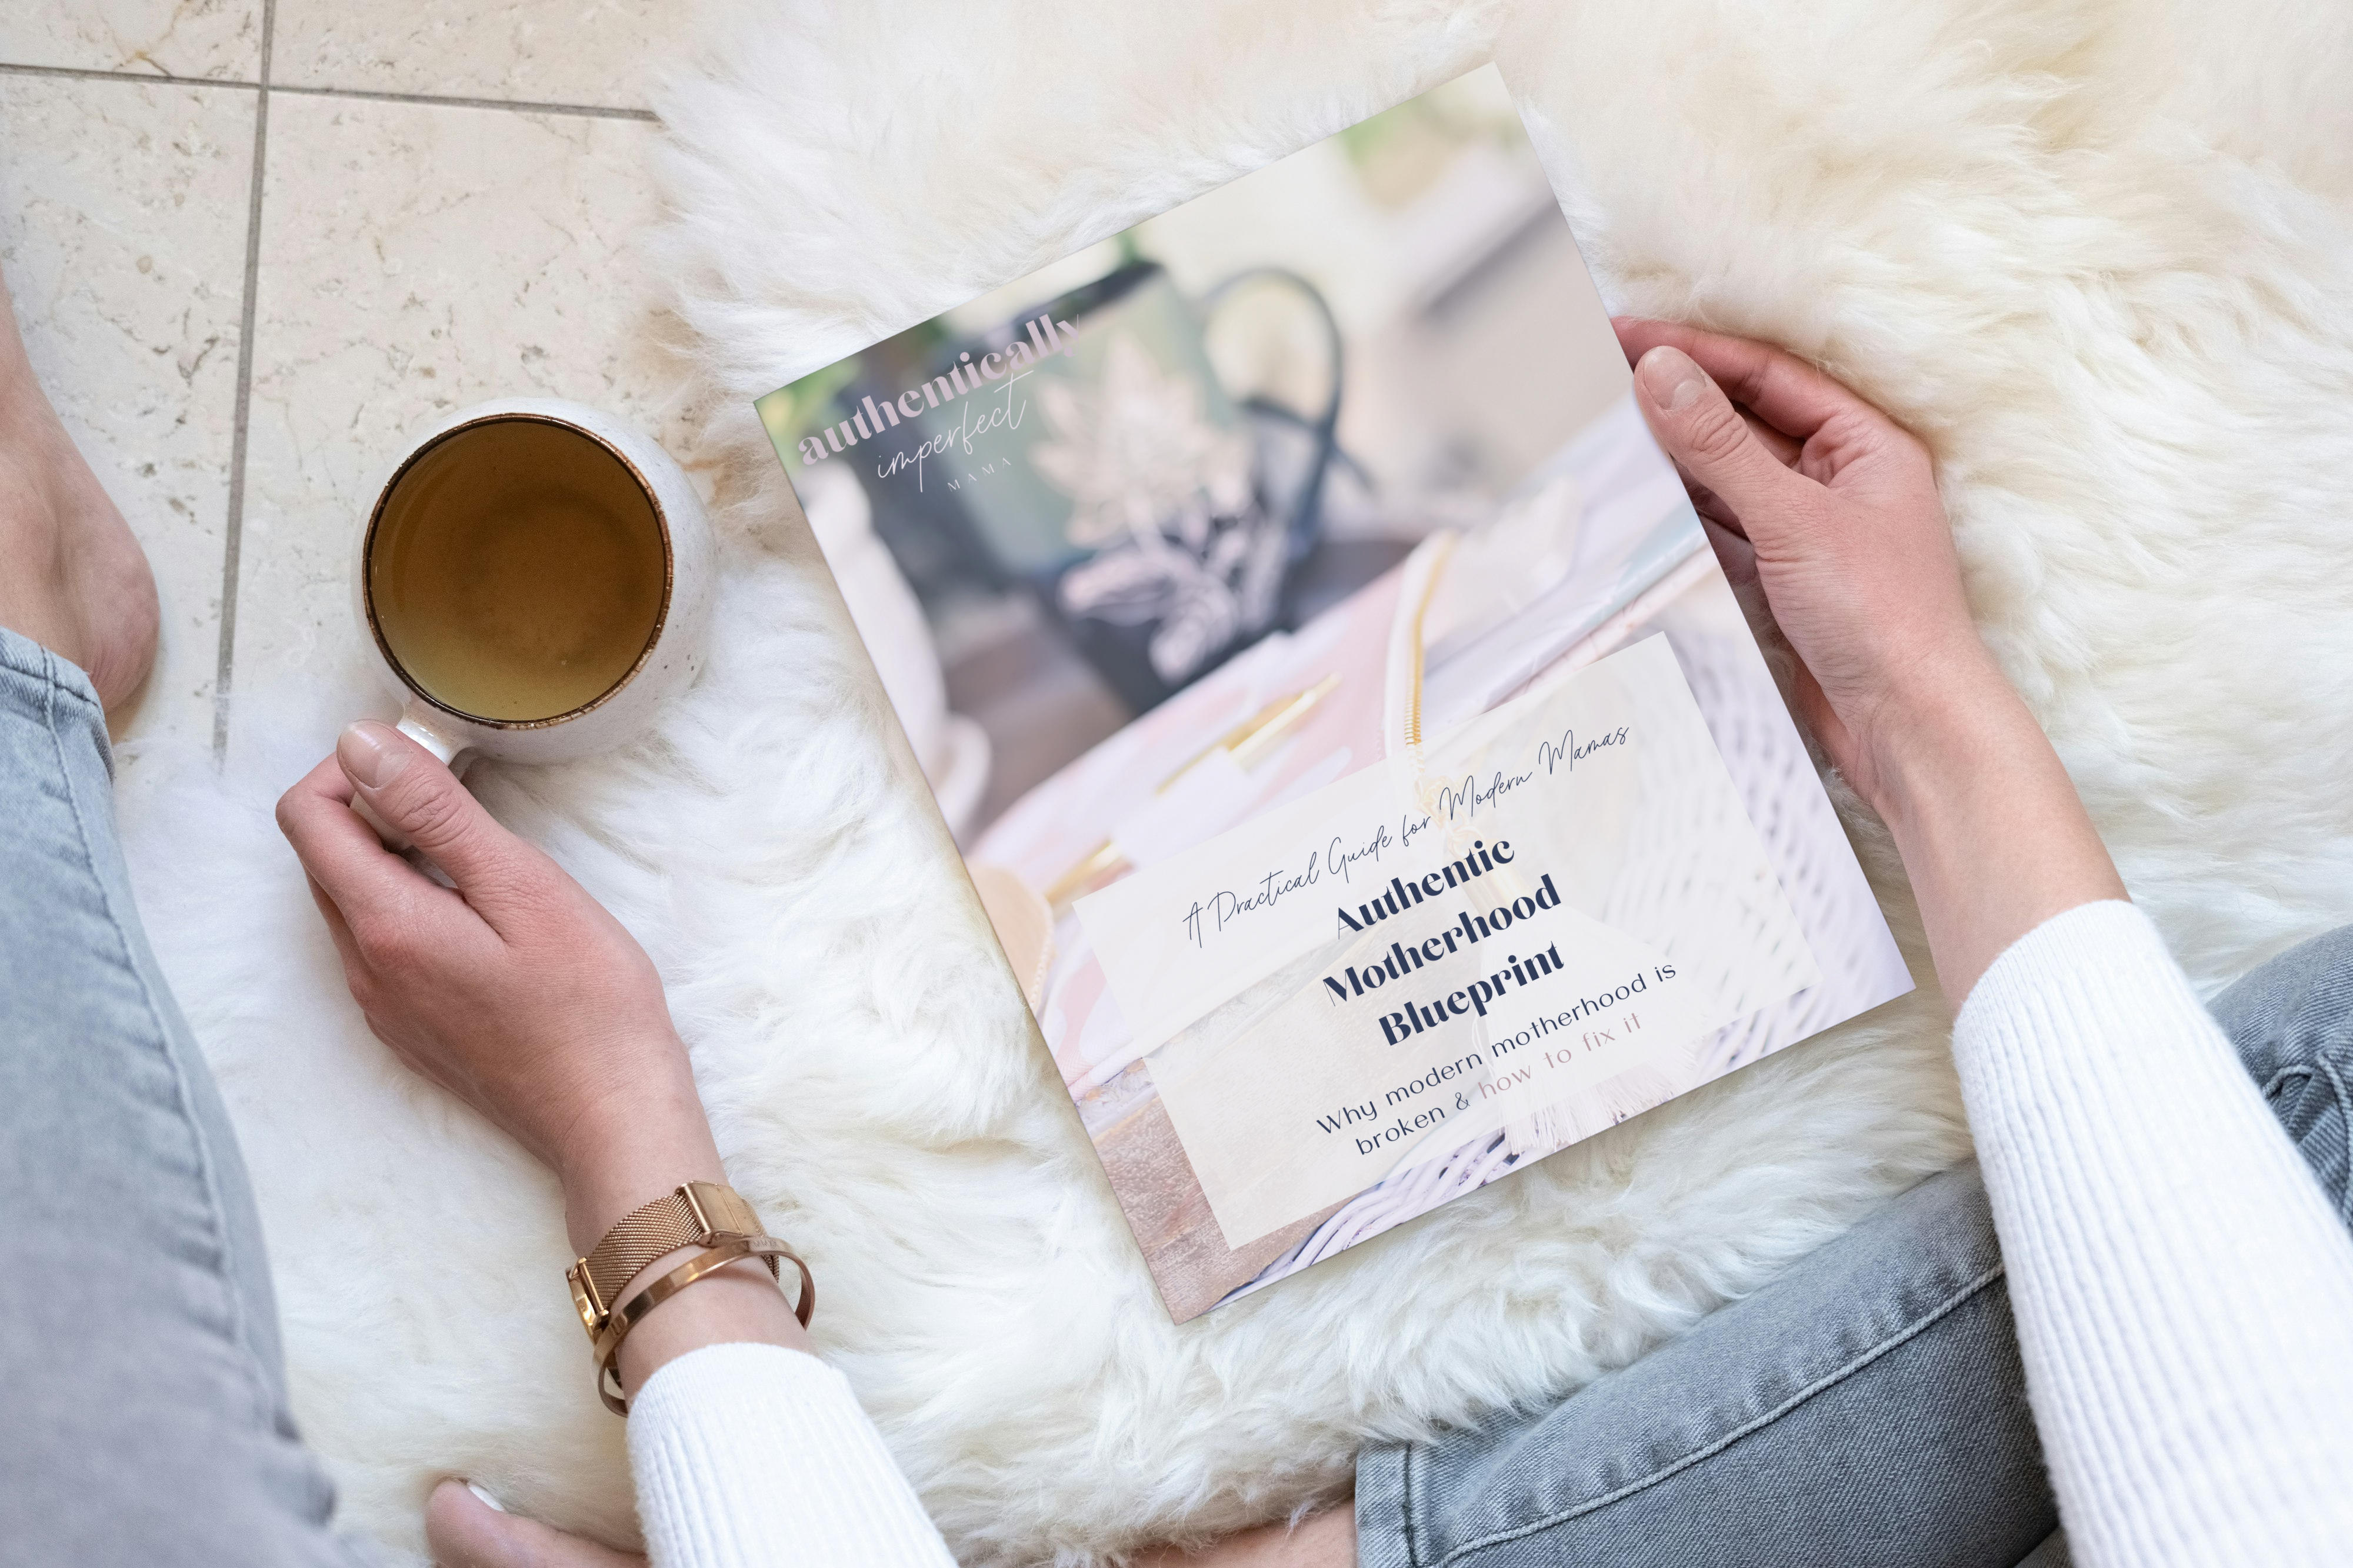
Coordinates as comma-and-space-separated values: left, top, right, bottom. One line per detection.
366, 418, 668, 722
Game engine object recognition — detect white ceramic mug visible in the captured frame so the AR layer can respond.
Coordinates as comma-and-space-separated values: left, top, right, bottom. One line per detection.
352, 398, 712, 842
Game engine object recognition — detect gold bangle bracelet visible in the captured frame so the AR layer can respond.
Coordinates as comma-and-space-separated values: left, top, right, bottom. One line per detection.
591, 1234, 815, 1416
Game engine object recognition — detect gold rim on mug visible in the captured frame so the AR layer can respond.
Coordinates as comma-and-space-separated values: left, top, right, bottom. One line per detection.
359, 411, 678, 732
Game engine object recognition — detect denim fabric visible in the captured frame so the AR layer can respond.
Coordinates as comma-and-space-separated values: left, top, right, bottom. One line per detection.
1359, 930, 2353, 1568
2208, 926, 2353, 1227
0, 628, 361, 1566
1357, 1164, 2053, 1567
2013, 1530, 2073, 1567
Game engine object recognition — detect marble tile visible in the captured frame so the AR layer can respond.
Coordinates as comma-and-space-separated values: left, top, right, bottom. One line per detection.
0, 0, 263, 82
271, 0, 675, 111
0, 74, 255, 751
228, 92, 705, 758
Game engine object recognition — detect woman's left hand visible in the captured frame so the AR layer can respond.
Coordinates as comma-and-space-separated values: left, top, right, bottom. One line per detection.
275, 721, 711, 1198
278, 721, 813, 1393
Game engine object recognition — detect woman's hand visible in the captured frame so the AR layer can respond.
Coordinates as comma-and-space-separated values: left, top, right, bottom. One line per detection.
1613, 320, 1992, 818
276, 722, 810, 1389
275, 721, 706, 1189
1616, 321, 2124, 1001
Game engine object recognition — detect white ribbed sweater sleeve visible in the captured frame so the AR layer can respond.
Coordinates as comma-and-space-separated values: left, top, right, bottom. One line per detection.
1953, 900, 2353, 1568
626, 1342, 956, 1568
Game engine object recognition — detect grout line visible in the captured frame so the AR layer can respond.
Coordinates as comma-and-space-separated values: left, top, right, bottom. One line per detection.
210, 0, 275, 763
0, 61, 658, 122
0, 59, 254, 88
273, 83, 659, 122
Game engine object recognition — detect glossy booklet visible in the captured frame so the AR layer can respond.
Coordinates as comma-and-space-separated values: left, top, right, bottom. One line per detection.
756, 65, 1911, 1320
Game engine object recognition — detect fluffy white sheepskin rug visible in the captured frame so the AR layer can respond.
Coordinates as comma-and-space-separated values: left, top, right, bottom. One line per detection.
119, 0, 2353, 1561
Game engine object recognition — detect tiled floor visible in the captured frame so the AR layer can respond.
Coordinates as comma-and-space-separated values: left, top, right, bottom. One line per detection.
0, 0, 698, 764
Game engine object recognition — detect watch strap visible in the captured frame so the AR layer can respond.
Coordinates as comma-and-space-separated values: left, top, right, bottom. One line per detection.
568, 1180, 775, 1337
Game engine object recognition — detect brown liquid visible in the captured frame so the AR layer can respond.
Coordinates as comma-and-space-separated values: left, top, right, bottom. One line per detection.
368, 418, 666, 722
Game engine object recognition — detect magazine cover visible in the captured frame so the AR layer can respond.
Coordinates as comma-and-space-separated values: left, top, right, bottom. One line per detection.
757, 65, 1912, 1320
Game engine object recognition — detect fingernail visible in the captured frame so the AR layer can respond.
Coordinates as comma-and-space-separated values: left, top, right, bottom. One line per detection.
1637, 345, 1708, 412
338, 721, 410, 791
465, 1481, 507, 1513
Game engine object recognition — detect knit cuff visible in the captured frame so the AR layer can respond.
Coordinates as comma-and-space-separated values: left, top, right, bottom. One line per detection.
1949, 898, 2353, 1566
1955, 899, 2182, 1047
627, 1342, 954, 1568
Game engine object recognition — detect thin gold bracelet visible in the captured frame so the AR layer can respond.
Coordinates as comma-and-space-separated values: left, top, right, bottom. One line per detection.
591, 1234, 815, 1416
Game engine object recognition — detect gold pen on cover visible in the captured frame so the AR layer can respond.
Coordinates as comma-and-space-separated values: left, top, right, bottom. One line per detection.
1041, 839, 1131, 910
1041, 674, 1342, 909
1156, 673, 1341, 793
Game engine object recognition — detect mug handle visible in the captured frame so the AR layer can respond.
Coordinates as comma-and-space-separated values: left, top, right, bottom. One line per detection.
348, 698, 472, 853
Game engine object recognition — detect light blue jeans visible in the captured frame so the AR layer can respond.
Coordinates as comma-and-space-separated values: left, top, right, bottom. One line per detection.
4, 623, 2349, 1565
1357, 918, 2353, 1566
0, 629, 361, 1564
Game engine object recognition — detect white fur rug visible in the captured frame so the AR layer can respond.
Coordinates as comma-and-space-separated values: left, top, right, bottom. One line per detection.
120, 0, 2353, 1562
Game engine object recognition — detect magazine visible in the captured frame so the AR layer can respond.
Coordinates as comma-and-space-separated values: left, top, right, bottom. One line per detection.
756, 64, 1911, 1321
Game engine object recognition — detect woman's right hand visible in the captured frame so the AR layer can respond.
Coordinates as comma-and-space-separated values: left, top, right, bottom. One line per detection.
1612, 321, 1996, 819
1615, 320, 2124, 1001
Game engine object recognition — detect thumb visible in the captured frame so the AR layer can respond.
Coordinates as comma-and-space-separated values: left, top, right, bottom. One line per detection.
1632, 345, 1809, 527
336, 722, 519, 893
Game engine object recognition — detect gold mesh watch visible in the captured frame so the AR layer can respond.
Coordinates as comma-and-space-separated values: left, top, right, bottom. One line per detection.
568, 1179, 815, 1414
566, 1179, 779, 1342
